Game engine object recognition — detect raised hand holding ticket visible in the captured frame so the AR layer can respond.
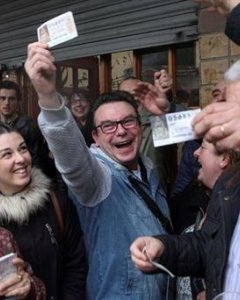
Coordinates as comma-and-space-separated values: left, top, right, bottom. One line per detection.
150, 109, 201, 147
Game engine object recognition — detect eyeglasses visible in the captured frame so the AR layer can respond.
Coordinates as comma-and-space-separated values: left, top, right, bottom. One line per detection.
95, 116, 139, 134
71, 99, 88, 106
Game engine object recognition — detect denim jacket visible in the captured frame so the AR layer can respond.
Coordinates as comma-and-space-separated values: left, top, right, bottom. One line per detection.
38, 104, 172, 300
71, 148, 171, 300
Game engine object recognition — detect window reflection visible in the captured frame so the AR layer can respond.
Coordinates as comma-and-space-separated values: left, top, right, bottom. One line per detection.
141, 50, 168, 83
176, 44, 199, 107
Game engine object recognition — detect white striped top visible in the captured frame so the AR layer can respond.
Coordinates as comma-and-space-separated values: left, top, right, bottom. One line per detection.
224, 212, 240, 293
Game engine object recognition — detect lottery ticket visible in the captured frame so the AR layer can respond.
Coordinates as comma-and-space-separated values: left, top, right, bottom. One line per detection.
37, 11, 78, 48
150, 109, 201, 147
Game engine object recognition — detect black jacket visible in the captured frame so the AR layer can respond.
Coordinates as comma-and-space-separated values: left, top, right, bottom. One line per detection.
225, 3, 240, 45
156, 163, 240, 300
0, 169, 87, 300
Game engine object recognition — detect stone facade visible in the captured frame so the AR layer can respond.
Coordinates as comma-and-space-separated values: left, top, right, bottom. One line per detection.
198, 8, 240, 107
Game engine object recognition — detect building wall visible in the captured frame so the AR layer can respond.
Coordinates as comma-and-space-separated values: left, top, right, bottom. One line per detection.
198, 8, 240, 107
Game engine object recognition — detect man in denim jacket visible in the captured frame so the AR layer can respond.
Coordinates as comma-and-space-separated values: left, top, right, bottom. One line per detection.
24, 43, 173, 300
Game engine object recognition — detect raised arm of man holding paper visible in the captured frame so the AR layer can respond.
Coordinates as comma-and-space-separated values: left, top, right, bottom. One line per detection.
25, 41, 174, 300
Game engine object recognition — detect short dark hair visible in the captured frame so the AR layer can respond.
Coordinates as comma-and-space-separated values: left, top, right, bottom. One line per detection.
0, 121, 21, 136
70, 88, 90, 103
90, 90, 140, 131
0, 80, 21, 101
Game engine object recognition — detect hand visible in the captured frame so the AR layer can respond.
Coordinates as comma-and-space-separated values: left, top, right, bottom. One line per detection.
0, 257, 31, 299
25, 42, 60, 108
196, 290, 206, 300
154, 69, 173, 94
193, 0, 240, 15
130, 236, 165, 272
132, 81, 170, 115
192, 101, 240, 151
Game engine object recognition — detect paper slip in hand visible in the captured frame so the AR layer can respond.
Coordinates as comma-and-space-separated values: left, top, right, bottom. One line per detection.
37, 11, 78, 48
150, 109, 201, 147
0, 252, 17, 281
142, 245, 175, 278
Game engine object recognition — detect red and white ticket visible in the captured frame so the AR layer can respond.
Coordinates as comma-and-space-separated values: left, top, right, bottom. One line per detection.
37, 11, 78, 48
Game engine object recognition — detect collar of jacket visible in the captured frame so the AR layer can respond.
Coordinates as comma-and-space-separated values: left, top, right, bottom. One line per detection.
0, 168, 51, 225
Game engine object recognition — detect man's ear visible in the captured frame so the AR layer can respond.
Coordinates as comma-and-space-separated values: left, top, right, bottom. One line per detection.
92, 130, 100, 146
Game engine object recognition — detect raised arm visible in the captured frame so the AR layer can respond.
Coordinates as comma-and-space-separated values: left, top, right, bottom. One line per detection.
24, 42, 59, 108
132, 70, 171, 115
25, 42, 110, 206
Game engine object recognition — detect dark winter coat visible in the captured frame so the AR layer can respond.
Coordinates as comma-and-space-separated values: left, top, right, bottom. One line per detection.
0, 168, 87, 300
156, 163, 240, 300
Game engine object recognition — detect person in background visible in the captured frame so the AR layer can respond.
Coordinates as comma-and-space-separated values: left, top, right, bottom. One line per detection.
69, 89, 93, 146
69, 89, 90, 129
175, 139, 239, 300
25, 42, 173, 300
0, 227, 45, 299
171, 79, 226, 198
211, 80, 226, 102
130, 58, 240, 299
120, 71, 175, 194
0, 80, 55, 178
169, 80, 227, 233
0, 123, 87, 299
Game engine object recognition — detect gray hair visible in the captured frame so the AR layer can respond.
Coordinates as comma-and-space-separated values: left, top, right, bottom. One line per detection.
224, 60, 240, 82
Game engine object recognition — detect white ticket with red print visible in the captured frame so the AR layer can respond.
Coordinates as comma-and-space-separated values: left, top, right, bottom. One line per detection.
37, 11, 78, 48
150, 109, 201, 147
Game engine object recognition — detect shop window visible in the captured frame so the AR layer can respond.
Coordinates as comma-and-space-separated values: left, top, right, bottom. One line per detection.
176, 44, 199, 108
111, 51, 134, 90
136, 43, 199, 107
109, 43, 199, 107
141, 49, 168, 84
55, 57, 99, 103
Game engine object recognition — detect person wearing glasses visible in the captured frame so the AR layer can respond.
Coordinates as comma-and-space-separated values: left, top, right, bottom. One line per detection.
68, 89, 94, 146
24, 42, 172, 300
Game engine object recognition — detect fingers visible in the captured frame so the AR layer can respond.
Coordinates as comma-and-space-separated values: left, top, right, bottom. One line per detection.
192, 102, 235, 136
25, 42, 56, 76
134, 82, 156, 98
25, 42, 58, 105
154, 70, 172, 91
206, 124, 240, 152
130, 238, 155, 272
0, 271, 31, 299
192, 102, 240, 151
130, 237, 164, 272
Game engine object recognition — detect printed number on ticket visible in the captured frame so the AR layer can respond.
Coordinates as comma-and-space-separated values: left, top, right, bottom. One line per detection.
37, 11, 78, 48
150, 109, 201, 147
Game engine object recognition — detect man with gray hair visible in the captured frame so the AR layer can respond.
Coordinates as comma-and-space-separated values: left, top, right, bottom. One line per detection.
130, 59, 240, 299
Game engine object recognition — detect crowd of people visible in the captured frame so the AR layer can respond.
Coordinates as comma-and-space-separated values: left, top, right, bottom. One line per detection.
0, 0, 239, 299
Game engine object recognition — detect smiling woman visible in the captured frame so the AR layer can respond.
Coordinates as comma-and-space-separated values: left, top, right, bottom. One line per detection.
0, 130, 32, 196
0, 122, 87, 299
